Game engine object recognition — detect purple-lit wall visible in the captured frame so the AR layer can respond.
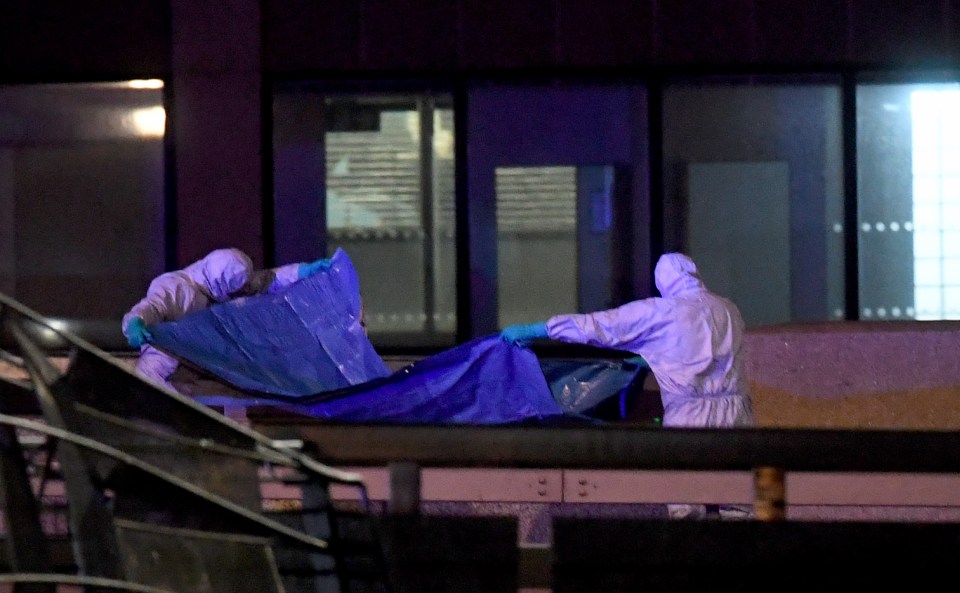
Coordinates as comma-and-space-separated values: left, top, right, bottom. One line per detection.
3, 1, 958, 266
748, 320, 960, 430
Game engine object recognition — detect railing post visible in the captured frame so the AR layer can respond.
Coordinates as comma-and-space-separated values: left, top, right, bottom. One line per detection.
388, 461, 421, 515
753, 466, 786, 521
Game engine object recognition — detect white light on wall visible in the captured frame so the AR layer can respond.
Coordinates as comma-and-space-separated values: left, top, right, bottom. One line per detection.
912, 86, 960, 320
128, 79, 164, 90
126, 106, 166, 137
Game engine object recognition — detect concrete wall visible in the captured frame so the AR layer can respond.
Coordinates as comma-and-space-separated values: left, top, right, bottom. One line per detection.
748, 320, 960, 429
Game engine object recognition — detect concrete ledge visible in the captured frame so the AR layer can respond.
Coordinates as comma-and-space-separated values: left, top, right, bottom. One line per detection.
311, 467, 960, 508
747, 320, 960, 429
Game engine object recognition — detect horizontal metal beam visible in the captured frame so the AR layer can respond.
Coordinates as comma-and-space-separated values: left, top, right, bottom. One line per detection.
256, 420, 960, 473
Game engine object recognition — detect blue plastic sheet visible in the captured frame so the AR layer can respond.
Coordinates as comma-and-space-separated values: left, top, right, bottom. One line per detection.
149, 249, 567, 424
151, 248, 391, 395
541, 357, 645, 417
296, 335, 565, 424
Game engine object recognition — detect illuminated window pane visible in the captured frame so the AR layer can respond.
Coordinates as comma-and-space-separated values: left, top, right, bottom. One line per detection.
912, 177, 940, 204
496, 166, 577, 327
914, 258, 942, 285
912, 149, 942, 175
944, 288, 960, 319
913, 231, 941, 258
944, 204, 960, 228
943, 234, 960, 257
324, 98, 456, 344
914, 287, 942, 318
940, 106, 960, 140
908, 85, 960, 319
943, 176, 960, 200
327, 110, 422, 230
943, 262, 960, 284
911, 119, 939, 147
272, 88, 455, 348
912, 203, 941, 230
944, 150, 960, 174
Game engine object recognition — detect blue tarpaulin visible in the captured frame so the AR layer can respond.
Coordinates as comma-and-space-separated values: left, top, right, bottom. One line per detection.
294, 335, 566, 424
151, 248, 391, 395
149, 249, 571, 424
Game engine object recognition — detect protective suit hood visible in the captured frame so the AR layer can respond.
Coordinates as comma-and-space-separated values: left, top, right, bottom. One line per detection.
654, 252, 705, 297
183, 248, 253, 302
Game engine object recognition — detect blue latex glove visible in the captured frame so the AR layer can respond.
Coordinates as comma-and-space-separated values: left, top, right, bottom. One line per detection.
125, 316, 153, 349
297, 258, 333, 280
499, 322, 549, 345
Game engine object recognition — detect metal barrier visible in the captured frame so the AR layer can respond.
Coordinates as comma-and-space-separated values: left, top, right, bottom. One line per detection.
253, 419, 960, 514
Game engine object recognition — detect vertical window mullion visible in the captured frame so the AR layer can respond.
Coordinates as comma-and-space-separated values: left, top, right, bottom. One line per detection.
843, 72, 860, 321
419, 97, 436, 335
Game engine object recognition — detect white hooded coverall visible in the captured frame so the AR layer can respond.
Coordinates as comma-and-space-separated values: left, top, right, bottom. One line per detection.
121, 248, 300, 389
544, 252, 755, 518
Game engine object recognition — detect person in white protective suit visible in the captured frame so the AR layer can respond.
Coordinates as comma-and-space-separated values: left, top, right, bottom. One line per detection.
500, 252, 755, 520
121, 247, 333, 390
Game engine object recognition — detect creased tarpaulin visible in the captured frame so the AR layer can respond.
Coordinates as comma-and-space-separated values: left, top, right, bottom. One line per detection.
148, 249, 566, 424
541, 357, 646, 416
150, 248, 391, 395
295, 335, 564, 424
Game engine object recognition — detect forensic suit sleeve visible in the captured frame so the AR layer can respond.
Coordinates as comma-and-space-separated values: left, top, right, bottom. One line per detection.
121, 272, 194, 340
545, 298, 660, 353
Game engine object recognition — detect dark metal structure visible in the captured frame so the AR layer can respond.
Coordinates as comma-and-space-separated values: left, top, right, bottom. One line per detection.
0, 292, 390, 593
5, 287, 960, 591
551, 517, 960, 592
255, 419, 960, 473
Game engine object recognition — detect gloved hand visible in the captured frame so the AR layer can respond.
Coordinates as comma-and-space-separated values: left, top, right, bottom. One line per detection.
499, 322, 548, 345
125, 317, 153, 349
297, 258, 333, 280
